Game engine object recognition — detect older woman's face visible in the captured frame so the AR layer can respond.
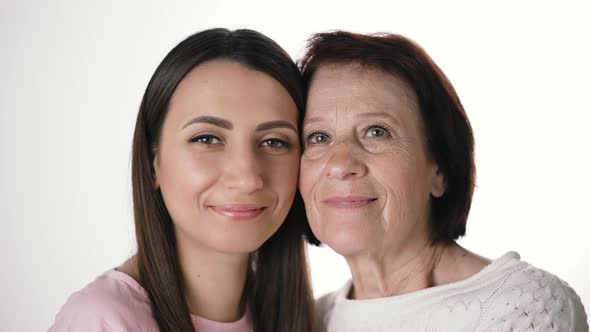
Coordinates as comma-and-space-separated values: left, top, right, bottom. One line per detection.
299, 64, 445, 256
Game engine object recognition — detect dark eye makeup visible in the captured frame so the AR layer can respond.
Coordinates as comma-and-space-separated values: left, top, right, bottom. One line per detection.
260, 138, 291, 149
188, 134, 292, 151
188, 134, 223, 145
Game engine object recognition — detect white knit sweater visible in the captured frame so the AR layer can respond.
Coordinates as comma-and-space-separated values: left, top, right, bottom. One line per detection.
316, 252, 588, 332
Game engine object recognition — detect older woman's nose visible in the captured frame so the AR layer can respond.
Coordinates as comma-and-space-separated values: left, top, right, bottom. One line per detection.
325, 142, 368, 180
221, 148, 264, 193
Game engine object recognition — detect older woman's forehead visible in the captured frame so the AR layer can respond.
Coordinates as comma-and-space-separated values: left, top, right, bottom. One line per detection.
306, 65, 419, 119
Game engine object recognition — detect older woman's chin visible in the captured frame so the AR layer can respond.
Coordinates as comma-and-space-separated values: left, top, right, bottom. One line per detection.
314, 226, 376, 257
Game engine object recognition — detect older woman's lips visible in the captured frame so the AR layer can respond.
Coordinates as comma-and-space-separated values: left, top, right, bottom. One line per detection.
322, 196, 378, 209
210, 204, 267, 221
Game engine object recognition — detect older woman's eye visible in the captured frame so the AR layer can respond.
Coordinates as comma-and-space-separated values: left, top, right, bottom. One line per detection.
260, 138, 291, 149
306, 131, 330, 145
188, 134, 223, 145
365, 125, 390, 138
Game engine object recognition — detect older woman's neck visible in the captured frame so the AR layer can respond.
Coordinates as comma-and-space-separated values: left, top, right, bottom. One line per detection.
345, 241, 455, 300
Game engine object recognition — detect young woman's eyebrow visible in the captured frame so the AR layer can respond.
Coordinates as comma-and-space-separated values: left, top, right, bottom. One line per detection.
256, 120, 297, 133
182, 115, 233, 130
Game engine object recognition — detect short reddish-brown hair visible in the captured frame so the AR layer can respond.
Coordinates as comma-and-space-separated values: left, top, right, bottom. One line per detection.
299, 31, 475, 243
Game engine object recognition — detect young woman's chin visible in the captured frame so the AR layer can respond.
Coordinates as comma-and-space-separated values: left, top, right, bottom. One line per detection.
174, 217, 284, 255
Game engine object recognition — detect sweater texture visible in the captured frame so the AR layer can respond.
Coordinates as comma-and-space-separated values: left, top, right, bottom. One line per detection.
316, 252, 588, 332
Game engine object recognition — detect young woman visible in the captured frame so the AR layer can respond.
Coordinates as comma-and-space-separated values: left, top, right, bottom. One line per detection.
50, 28, 317, 332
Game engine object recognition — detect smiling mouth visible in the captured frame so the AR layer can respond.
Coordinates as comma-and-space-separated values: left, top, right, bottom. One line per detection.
210, 204, 267, 221
322, 196, 378, 209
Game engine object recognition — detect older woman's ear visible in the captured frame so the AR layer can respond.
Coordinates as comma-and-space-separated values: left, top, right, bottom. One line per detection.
430, 167, 446, 198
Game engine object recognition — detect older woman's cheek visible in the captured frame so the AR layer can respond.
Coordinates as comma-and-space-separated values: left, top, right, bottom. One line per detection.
299, 146, 329, 196
381, 189, 408, 232
299, 148, 329, 238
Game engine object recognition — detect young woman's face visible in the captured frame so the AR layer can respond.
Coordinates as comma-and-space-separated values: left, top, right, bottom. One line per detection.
154, 60, 300, 254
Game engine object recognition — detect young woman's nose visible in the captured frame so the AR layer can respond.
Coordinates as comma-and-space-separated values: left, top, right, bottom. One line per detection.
221, 146, 264, 193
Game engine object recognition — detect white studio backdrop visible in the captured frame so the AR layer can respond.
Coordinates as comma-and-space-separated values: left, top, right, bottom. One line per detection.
1, 1, 588, 331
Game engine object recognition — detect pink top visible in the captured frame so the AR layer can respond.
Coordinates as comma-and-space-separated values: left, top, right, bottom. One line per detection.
49, 269, 253, 332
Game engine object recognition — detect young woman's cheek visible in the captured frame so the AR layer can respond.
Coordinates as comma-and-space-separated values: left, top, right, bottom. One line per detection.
271, 151, 300, 200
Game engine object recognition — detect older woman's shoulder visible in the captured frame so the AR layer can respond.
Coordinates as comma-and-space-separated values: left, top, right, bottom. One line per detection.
480, 253, 588, 332
316, 290, 339, 314
315, 281, 352, 331
49, 269, 157, 331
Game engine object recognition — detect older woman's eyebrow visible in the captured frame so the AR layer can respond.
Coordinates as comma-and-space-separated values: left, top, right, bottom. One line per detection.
303, 116, 325, 125
256, 120, 297, 133
182, 116, 232, 130
357, 111, 396, 119
356, 111, 401, 125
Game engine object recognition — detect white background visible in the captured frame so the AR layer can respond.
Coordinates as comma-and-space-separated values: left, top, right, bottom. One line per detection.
1, 1, 588, 331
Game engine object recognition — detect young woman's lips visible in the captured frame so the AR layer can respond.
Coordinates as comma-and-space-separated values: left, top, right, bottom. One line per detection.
322, 196, 378, 209
210, 204, 267, 221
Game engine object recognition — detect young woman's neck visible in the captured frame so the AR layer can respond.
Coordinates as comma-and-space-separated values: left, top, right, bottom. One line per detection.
176, 235, 250, 323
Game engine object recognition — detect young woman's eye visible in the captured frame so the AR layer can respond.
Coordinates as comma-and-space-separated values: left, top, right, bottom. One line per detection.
188, 134, 222, 145
364, 125, 390, 138
306, 131, 330, 145
260, 138, 290, 149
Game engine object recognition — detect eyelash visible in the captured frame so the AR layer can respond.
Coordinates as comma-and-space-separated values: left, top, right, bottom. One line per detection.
260, 138, 291, 149
305, 130, 330, 145
188, 135, 291, 150
188, 134, 222, 144
305, 123, 392, 144
364, 123, 392, 138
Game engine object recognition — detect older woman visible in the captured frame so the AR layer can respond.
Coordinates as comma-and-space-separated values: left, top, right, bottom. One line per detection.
299, 31, 588, 332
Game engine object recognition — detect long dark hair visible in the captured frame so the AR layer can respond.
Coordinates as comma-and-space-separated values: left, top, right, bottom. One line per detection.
131, 28, 317, 332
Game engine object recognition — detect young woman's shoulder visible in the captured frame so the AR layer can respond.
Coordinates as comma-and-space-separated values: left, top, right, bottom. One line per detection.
49, 269, 158, 331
